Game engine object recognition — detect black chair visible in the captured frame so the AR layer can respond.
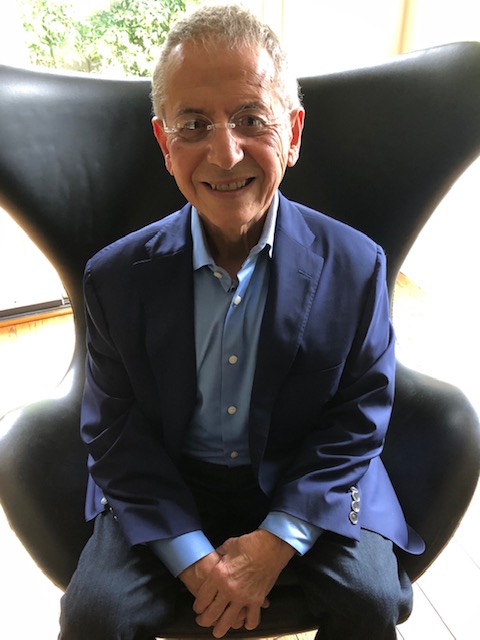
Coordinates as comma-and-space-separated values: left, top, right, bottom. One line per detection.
1, 42, 479, 638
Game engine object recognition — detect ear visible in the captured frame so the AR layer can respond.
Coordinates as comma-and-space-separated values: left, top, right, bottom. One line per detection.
287, 107, 305, 168
152, 116, 174, 176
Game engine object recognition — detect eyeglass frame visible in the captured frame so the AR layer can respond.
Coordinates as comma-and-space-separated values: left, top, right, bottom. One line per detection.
161, 107, 288, 143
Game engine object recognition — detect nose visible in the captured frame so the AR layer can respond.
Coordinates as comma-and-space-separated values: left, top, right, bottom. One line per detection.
206, 126, 245, 170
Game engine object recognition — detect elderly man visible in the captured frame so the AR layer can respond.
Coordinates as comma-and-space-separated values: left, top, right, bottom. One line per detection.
59, 4, 423, 640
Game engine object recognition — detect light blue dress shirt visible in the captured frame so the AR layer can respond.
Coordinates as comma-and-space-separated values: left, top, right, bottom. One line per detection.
150, 193, 322, 576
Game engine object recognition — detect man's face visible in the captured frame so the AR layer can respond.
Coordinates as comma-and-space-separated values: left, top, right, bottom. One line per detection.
152, 40, 304, 238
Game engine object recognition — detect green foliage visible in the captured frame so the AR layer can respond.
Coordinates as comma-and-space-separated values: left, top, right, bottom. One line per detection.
20, 0, 75, 69
19, 0, 194, 76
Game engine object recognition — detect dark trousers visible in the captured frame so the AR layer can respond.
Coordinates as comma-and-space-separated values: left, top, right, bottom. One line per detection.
59, 461, 413, 640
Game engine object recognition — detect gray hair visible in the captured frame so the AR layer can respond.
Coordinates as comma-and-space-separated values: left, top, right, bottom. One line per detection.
151, 3, 301, 117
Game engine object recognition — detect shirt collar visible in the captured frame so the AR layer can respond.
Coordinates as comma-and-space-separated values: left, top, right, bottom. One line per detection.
191, 191, 278, 271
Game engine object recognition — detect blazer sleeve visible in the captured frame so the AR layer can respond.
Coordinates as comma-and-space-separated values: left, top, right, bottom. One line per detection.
80, 261, 202, 547
268, 245, 396, 539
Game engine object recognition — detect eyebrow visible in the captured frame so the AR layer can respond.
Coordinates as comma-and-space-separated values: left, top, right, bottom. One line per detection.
175, 102, 270, 118
236, 102, 265, 111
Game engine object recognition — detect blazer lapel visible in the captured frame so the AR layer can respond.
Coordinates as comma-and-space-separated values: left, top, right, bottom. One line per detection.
132, 206, 197, 454
129, 198, 325, 464
249, 196, 325, 473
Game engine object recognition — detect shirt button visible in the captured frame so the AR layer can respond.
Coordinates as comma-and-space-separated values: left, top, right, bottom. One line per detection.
230, 451, 239, 459
213, 271, 223, 279
100, 497, 108, 506
228, 355, 238, 365
233, 295, 242, 305
227, 405, 237, 415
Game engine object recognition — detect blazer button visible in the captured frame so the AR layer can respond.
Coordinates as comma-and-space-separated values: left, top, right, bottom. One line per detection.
350, 486, 360, 502
349, 511, 359, 525
351, 500, 360, 513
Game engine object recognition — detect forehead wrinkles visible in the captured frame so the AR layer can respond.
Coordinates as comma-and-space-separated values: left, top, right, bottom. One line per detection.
164, 42, 278, 109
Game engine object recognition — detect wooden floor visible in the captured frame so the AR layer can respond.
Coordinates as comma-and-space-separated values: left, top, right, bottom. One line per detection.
0, 300, 479, 639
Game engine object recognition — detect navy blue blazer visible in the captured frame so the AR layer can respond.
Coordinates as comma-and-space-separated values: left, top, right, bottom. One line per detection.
81, 193, 425, 556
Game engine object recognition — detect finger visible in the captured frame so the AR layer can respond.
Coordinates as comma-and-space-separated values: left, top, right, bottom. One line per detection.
261, 596, 270, 609
193, 584, 218, 615
195, 596, 229, 628
230, 619, 245, 630
231, 608, 247, 630
216, 537, 233, 556
211, 604, 244, 639
244, 604, 261, 631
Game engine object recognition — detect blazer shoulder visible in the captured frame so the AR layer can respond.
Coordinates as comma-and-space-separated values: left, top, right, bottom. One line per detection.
299, 201, 378, 246
87, 205, 190, 273
280, 196, 384, 269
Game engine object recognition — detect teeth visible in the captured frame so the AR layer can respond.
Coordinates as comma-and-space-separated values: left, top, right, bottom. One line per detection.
210, 179, 249, 192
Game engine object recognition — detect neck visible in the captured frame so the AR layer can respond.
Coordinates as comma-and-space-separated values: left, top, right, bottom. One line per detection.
202, 217, 265, 279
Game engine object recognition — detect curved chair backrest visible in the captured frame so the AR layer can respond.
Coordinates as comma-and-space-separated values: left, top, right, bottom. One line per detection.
0, 42, 479, 636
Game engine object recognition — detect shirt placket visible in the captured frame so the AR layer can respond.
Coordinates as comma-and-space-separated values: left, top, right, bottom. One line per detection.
220, 259, 255, 464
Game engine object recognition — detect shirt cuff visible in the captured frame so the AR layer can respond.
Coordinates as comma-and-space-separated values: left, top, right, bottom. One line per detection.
260, 511, 323, 555
149, 531, 215, 577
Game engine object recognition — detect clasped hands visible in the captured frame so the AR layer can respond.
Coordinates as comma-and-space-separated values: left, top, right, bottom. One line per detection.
179, 529, 296, 638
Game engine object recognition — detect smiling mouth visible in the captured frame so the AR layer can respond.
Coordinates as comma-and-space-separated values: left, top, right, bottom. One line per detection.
207, 178, 254, 192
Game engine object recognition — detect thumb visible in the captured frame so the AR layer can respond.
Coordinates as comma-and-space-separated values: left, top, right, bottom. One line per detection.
216, 537, 235, 556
